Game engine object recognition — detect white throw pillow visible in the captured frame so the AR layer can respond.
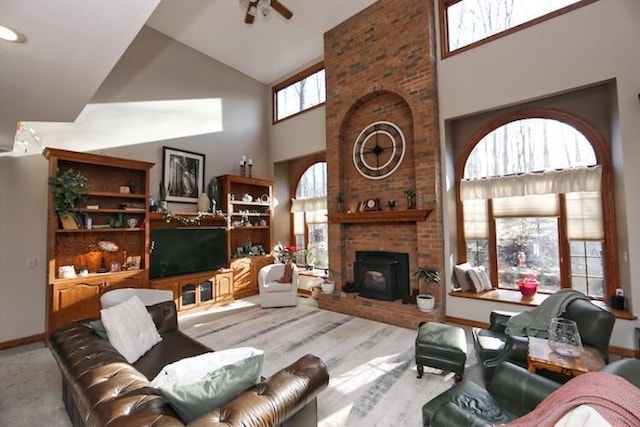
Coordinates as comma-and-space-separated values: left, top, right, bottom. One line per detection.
453, 263, 475, 291
100, 295, 162, 363
151, 347, 264, 423
467, 266, 493, 292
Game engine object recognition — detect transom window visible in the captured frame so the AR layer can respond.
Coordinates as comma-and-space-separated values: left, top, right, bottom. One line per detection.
273, 62, 326, 123
291, 161, 328, 268
441, 0, 597, 56
458, 115, 614, 299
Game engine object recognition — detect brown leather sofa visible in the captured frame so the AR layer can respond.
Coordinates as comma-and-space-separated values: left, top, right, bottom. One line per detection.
47, 301, 329, 426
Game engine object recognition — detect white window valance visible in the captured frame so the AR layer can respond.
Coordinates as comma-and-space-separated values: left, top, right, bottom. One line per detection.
291, 197, 327, 234
460, 165, 602, 200
290, 196, 327, 213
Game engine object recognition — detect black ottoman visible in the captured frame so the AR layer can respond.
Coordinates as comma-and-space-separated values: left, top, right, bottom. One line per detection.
415, 322, 467, 383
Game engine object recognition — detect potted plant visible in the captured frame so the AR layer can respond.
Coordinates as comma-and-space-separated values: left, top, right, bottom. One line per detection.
413, 266, 440, 312
321, 267, 336, 294
48, 168, 88, 215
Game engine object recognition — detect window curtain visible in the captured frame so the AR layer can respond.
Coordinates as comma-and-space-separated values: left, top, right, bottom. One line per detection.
291, 196, 327, 235
462, 199, 488, 239
460, 165, 603, 241
565, 191, 603, 240
460, 165, 602, 200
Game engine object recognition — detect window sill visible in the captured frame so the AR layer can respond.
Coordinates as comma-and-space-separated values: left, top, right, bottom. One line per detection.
449, 288, 636, 320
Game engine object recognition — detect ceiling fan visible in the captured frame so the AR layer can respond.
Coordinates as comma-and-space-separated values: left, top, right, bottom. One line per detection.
241, 0, 293, 24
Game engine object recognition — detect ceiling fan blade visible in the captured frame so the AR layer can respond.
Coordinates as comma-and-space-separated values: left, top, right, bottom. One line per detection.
244, 2, 255, 24
270, 0, 293, 19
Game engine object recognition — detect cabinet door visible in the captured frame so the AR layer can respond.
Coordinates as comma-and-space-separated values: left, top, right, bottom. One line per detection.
231, 258, 252, 298
199, 278, 214, 305
178, 278, 198, 310
216, 271, 233, 303
51, 281, 101, 331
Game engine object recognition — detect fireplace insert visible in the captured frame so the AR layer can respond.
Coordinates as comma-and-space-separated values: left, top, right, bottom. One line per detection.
354, 251, 409, 301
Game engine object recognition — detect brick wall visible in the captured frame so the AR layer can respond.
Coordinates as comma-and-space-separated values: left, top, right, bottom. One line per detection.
321, 0, 444, 328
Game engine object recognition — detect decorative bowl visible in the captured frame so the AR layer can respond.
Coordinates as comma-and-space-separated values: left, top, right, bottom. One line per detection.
518, 279, 538, 296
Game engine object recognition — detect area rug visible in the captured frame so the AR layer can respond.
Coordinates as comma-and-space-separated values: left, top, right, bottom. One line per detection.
0, 304, 480, 427
182, 304, 481, 427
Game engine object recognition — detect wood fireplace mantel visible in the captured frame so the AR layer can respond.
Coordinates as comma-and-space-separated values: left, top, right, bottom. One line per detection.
328, 208, 432, 224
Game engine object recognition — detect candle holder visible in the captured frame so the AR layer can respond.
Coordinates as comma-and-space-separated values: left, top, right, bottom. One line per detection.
248, 164, 253, 178
240, 164, 246, 177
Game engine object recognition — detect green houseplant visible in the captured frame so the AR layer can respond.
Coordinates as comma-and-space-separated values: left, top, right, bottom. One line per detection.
413, 266, 440, 312
48, 168, 88, 215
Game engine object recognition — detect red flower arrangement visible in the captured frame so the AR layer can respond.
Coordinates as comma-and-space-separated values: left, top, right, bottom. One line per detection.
274, 244, 301, 264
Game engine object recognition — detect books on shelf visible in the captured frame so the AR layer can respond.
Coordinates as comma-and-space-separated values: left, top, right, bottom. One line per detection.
59, 214, 79, 230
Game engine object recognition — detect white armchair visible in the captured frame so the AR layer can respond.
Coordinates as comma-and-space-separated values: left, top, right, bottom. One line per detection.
258, 264, 299, 308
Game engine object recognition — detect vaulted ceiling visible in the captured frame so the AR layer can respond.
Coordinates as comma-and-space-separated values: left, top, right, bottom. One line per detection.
0, 0, 378, 155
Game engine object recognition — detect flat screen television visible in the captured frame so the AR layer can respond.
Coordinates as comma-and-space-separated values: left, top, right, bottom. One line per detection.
150, 227, 227, 279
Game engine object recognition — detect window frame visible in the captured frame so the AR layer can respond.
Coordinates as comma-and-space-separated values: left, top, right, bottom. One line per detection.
289, 154, 328, 266
439, 0, 599, 58
455, 109, 618, 300
272, 61, 325, 124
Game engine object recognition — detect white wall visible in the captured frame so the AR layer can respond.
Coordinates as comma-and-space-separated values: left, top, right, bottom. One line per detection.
270, 106, 326, 163
438, 0, 640, 351
0, 26, 268, 343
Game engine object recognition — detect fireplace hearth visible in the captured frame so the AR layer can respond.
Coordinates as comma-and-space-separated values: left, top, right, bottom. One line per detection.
354, 251, 409, 301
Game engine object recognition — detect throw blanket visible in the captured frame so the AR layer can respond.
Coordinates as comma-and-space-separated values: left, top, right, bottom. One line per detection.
503, 372, 640, 427
505, 289, 588, 337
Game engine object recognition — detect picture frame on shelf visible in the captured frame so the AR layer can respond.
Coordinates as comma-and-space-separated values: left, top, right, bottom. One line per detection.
162, 147, 205, 204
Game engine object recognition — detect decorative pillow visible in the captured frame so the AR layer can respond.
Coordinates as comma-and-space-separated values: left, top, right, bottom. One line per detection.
151, 347, 264, 423
277, 263, 294, 283
100, 295, 162, 363
453, 263, 475, 291
467, 266, 493, 292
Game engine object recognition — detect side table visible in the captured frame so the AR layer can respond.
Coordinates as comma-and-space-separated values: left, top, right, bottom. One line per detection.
527, 336, 605, 377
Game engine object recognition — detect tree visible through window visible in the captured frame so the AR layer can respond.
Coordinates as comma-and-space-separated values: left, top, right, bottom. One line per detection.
459, 116, 609, 298
442, 0, 593, 55
273, 63, 326, 122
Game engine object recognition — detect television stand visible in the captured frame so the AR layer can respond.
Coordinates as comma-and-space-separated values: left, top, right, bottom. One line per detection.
150, 269, 233, 312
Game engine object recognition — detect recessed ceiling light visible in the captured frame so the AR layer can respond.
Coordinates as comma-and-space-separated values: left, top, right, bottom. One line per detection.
0, 25, 26, 43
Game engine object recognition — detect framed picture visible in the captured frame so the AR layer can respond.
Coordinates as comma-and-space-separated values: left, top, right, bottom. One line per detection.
163, 147, 205, 203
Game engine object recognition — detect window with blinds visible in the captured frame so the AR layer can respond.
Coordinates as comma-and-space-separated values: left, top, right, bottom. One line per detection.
458, 117, 609, 298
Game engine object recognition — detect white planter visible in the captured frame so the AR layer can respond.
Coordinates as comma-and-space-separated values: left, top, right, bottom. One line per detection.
321, 281, 335, 294
416, 294, 435, 312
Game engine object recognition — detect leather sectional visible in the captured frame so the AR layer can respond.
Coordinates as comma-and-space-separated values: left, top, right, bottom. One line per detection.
47, 301, 329, 426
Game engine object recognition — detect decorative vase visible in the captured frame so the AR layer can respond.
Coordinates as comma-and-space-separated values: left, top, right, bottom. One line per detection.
197, 193, 210, 212
548, 318, 583, 357
416, 294, 435, 312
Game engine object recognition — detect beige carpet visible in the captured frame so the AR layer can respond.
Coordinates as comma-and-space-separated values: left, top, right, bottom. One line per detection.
0, 299, 481, 426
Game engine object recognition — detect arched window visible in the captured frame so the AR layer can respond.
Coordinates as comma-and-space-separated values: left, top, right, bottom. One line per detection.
291, 161, 328, 267
457, 114, 617, 299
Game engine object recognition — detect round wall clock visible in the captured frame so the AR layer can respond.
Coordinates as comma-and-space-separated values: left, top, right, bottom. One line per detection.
352, 121, 406, 180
